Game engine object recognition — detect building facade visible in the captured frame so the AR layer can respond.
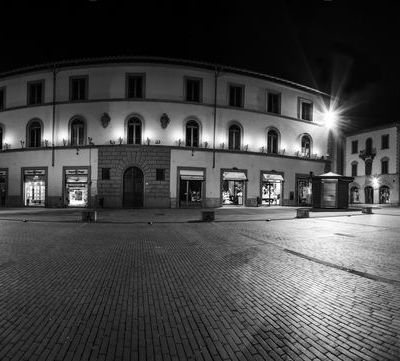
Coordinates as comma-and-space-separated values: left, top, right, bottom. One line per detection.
0, 57, 336, 208
345, 122, 400, 205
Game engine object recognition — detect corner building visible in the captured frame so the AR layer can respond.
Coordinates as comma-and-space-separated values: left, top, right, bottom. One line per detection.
0, 57, 337, 208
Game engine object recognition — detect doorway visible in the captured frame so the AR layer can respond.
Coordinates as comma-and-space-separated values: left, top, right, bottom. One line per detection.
364, 186, 374, 204
123, 167, 144, 208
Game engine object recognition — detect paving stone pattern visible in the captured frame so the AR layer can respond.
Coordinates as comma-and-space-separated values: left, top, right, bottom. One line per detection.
0, 218, 399, 360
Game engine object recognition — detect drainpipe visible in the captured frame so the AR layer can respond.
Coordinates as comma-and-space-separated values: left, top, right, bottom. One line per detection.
51, 65, 57, 167
212, 66, 219, 168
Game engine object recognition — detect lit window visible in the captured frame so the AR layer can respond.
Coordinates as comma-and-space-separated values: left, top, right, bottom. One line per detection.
127, 117, 142, 145
381, 134, 389, 149
228, 124, 241, 150
28, 81, 44, 105
351, 140, 358, 154
185, 120, 199, 147
298, 98, 313, 121
185, 77, 202, 102
301, 135, 311, 157
70, 77, 88, 101
27, 120, 42, 148
229, 84, 244, 108
70, 118, 86, 146
126, 74, 145, 99
267, 129, 279, 153
267, 92, 281, 114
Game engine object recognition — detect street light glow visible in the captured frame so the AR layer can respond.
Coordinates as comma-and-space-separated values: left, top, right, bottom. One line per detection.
323, 109, 338, 129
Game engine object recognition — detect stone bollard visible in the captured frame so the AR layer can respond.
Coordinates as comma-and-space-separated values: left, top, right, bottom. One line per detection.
82, 210, 97, 222
296, 208, 310, 218
202, 211, 215, 222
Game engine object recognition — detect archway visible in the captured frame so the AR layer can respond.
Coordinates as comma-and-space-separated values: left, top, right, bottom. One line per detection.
364, 186, 374, 204
123, 167, 144, 208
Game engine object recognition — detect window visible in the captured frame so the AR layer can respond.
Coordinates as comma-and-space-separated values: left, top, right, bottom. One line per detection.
267, 129, 279, 153
351, 140, 358, 154
185, 77, 202, 102
351, 162, 358, 177
365, 159, 372, 176
0, 88, 5, 111
28, 81, 44, 105
70, 118, 86, 146
27, 119, 42, 148
228, 124, 241, 150
267, 92, 281, 114
156, 169, 166, 181
229, 84, 244, 107
127, 117, 142, 145
366, 138, 373, 154
298, 98, 313, 121
126, 74, 145, 99
185, 120, 199, 147
381, 158, 389, 174
70, 76, 88, 101
301, 135, 311, 157
101, 168, 110, 180
381, 134, 389, 149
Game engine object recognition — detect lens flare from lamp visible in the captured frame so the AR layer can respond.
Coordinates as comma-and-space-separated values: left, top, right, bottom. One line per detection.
372, 177, 379, 188
323, 109, 337, 129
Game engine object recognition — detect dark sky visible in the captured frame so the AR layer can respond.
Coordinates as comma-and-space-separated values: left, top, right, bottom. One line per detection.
2, 0, 399, 132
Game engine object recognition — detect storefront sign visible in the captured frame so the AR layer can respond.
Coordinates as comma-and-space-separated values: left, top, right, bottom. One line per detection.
222, 172, 247, 181
180, 169, 204, 181
263, 174, 284, 181
24, 169, 46, 176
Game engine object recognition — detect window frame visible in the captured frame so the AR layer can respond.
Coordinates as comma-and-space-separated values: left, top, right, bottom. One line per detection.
101, 168, 111, 180
351, 140, 358, 154
156, 169, 166, 181
184, 76, 203, 103
69, 116, 87, 146
267, 128, 279, 154
26, 118, 43, 148
228, 83, 245, 108
125, 73, 146, 99
300, 134, 312, 157
351, 161, 358, 177
381, 134, 389, 150
381, 158, 389, 174
185, 119, 200, 147
69, 75, 89, 102
27, 80, 45, 105
266, 90, 281, 115
228, 123, 242, 150
127, 116, 142, 145
298, 97, 313, 121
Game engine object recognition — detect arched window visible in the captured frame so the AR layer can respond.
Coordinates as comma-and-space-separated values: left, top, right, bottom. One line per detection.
70, 118, 86, 146
301, 135, 311, 157
185, 120, 199, 147
267, 129, 279, 154
228, 124, 241, 150
365, 159, 372, 176
127, 117, 142, 145
366, 138, 373, 154
27, 119, 42, 148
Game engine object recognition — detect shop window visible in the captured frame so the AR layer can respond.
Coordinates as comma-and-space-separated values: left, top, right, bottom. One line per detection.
101, 168, 110, 180
350, 186, 360, 203
65, 169, 89, 207
351, 162, 358, 177
297, 178, 312, 206
298, 98, 313, 121
267, 91, 281, 114
27, 119, 42, 148
351, 140, 358, 154
23, 169, 46, 207
381, 158, 389, 174
381, 134, 389, 149
228, 124, 241, 150
185, 120, 199, 147
267, 129, 279, 153
365, 159, 372, 176
366, 138, 373, 155
185, 77, 202, 102
70, 118, 86, 146
228, 84, 244, 108
156, 169, 165, 181
379, 186, 390, 204
70, 76, 88, 101
126, 74, 145, 99
127, 117, 142, 145
0, 87, 5, 111
301, 135, 311, 157
28, 80, 44, 105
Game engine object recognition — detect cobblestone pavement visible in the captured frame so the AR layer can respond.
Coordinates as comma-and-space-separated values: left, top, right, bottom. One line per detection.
0, 213, 400, 360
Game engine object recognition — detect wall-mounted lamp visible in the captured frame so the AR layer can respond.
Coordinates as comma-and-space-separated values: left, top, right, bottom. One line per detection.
118, 137, 123, 145
62, 138, 67, 146
20, 140, 25, 148
110, 140, 116, 145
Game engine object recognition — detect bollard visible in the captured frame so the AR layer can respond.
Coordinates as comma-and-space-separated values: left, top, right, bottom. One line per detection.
296, 208, 310, 218
202, 211, 215, 222
82, 210, 97, 222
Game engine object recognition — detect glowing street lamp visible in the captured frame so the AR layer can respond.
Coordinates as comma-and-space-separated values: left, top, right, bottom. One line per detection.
323, 109, 338, 129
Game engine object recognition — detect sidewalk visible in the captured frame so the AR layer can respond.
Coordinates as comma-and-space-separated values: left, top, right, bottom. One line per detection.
1, 205, 395, 223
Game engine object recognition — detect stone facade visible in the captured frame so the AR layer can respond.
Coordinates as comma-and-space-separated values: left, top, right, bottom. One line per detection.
97, 145, 170, 208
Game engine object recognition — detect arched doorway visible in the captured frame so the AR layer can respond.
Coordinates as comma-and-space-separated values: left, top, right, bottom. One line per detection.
364, 186, 374, 204
350, 186, 360, 203
379, 186, 390, 204
123, 167, 144, 208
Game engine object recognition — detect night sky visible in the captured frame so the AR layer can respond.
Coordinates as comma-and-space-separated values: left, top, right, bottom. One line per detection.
2, 0, 399, 133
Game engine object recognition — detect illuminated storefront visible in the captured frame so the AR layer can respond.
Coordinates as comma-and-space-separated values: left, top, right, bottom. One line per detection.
222, 170, 247, 206
297, 176, 312, 206
178, 169, 205, 208
64, 168, 89, 207
23, 169, 47, 207
261, 173, 283, 206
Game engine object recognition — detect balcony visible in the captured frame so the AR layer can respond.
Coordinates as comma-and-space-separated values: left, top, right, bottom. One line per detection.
359, 148, 376, 161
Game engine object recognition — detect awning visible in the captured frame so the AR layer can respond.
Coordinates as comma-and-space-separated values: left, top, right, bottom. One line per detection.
263, 174, 284, 181
180, 170, 204, 181
223, 171, 247, 181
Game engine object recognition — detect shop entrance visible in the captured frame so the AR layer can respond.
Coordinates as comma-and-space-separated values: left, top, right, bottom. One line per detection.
123, 167, 144, 208
65, 169, 89, 207
222, 171, 247, 206
379, 186, 390, 204
179, 169, 204, 208
23, 169, 46, 207
261, 173, 283, 205
364, 186, 374, 204
297, 178, 312, 206
0, 170, 7, 207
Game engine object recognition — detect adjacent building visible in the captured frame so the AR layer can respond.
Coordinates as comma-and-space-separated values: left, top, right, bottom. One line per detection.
0, 57, 337, 208
345, 122, 400, 205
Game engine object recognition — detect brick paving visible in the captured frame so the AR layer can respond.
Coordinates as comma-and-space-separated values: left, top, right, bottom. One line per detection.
0, 211, 400, 360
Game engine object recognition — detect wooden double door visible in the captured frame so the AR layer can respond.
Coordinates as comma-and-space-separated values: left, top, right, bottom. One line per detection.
123, 167, 144, 208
